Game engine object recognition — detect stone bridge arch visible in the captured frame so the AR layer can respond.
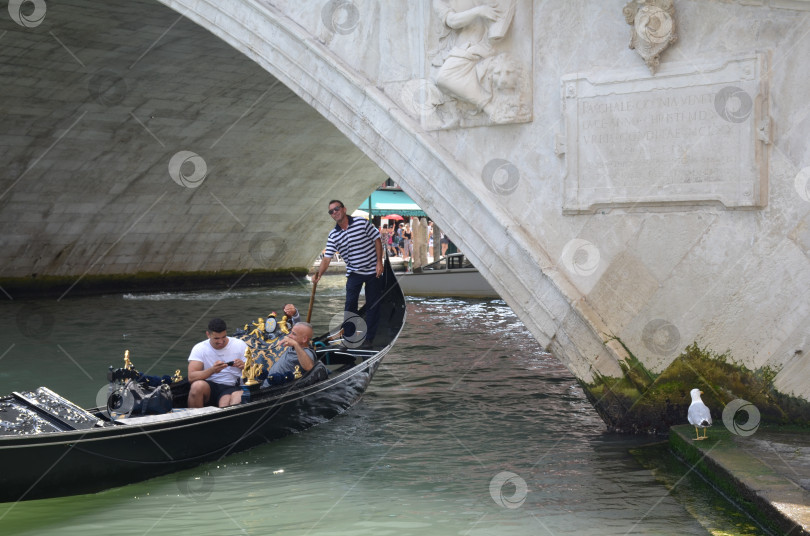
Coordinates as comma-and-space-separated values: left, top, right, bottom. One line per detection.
151, 0, 622, 385
4, 0, 810, 431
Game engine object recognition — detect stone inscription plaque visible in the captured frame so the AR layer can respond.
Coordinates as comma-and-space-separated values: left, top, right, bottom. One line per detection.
561, 55, 769, 213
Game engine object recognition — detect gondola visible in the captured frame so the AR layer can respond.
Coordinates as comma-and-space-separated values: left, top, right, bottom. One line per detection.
0, 257, 406, 503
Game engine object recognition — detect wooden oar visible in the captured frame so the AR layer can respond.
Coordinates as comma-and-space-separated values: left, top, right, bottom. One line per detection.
306, 279, 318, 323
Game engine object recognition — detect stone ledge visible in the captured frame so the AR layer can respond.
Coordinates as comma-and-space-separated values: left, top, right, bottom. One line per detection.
309, 258, 408, 276
0, 268, 308, 299
670, 424, 810, 536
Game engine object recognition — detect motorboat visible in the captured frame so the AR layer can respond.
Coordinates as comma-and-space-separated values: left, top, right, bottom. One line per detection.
396, 253, 498, 298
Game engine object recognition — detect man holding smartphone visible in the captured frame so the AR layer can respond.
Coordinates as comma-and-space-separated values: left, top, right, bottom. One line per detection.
187, 318, 248, 408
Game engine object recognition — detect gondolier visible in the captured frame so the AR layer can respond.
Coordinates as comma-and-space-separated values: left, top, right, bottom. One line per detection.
313, 199, 383, 349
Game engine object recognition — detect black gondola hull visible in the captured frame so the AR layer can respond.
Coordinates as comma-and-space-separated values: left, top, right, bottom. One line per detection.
2, 352, 383, 503
0, 256, 404, 503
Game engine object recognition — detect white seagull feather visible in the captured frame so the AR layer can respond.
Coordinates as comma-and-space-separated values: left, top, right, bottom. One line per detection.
687, 388, 712, 440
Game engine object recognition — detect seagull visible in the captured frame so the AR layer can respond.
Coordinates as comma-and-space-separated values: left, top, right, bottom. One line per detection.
688, 388, 712, 440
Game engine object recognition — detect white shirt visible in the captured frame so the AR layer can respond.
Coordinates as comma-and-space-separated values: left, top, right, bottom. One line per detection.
188, 337, 248, 385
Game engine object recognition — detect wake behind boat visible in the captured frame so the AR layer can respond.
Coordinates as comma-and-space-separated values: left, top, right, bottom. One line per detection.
0, 258, 405, 503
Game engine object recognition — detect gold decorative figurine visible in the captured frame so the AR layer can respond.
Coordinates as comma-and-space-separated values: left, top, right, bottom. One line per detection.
249, 317, 266, 338
171, 369, 183, 383
123, 350, 134, 370
242, 347, 264, 387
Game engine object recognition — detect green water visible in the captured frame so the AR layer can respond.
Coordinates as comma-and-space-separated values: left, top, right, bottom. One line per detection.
0, 276, 767, 535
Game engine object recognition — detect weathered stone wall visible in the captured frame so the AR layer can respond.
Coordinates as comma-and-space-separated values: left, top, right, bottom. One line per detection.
0, 0, 385, 281
154, 0, 810, 402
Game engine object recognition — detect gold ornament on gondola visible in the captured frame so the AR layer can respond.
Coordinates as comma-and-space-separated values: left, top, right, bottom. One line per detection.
264, 312, 278, 334
242, 347, 264, 387
280, 315, 291, 335
171, 369, 183, 383
123, 350, 134, 370
293, 365, 302, 380
249, 317, 266, 338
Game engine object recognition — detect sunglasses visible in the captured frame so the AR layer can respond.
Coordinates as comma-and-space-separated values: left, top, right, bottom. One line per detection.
328, 206, 343, 215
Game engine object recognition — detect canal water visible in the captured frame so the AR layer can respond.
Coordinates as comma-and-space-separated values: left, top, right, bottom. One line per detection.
0, 276, 766, 535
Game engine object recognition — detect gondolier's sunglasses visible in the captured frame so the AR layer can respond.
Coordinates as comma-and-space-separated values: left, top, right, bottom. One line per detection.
328, 206, 343, 215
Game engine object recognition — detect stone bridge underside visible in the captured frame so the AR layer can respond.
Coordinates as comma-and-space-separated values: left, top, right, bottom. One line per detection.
2, 0, 810, 432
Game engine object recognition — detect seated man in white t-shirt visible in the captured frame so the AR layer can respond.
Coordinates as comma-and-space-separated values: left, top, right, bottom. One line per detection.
187, 318, 248, 408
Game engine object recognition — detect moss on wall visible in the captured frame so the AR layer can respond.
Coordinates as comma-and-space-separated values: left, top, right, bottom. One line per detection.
582, 342, 810, 435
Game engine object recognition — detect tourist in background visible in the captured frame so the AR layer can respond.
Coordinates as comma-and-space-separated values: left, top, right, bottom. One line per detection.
380, 224, 390, 255
395, 223, 405, 257
387, 224, 396, 256
428, 222, 434, 260
402, 223, 413, 261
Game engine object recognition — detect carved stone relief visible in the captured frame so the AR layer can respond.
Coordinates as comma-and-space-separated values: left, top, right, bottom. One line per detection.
396, 0, 532, 130
623, 0, 677, 74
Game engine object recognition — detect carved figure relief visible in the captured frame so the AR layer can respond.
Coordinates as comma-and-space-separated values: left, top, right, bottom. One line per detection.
623, 0, 677, 74
398, 0, 531, 130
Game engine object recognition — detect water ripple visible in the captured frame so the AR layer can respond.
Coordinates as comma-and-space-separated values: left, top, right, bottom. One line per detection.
0, 287, 765, 535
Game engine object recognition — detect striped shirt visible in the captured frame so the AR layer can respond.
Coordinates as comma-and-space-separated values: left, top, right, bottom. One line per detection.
324, 216, 380, 275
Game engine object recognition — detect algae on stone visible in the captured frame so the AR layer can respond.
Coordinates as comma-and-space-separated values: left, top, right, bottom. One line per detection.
581, 341, 810, 434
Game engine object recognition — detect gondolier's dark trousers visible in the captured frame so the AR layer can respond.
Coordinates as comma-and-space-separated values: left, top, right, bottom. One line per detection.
345, 272, 382, 342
